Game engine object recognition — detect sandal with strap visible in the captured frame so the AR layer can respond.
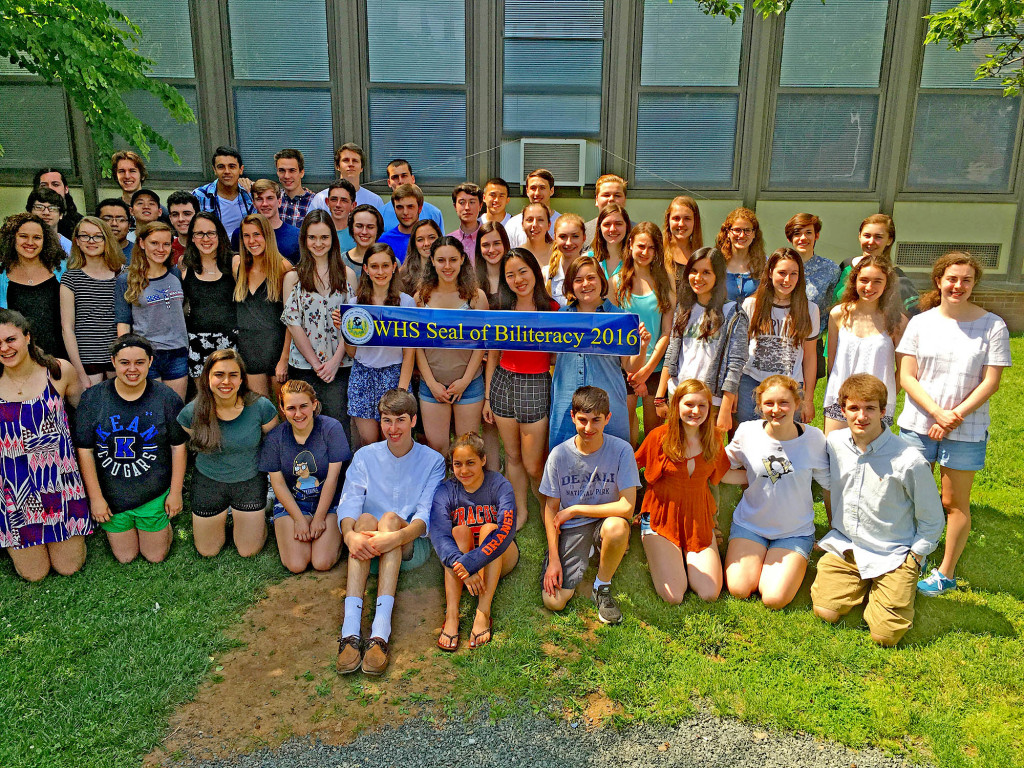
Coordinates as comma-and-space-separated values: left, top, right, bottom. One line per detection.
437, 627, 460, 652
469, 616, 493, 650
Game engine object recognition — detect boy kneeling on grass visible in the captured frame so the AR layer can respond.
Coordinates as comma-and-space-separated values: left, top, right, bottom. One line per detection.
812, 373, 945, 646
336, 389, 445, 675
540, 386, 641, 624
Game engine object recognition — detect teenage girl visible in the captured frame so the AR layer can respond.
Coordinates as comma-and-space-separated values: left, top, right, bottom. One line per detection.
898, 252, 1010, 596
180, 213, 236, 383
60, 216, 124, 389
548, 254, 651, 449
342, 243, 416, 446
716, 207, 765, 303
115, 221, 188, 398
589, 203, 631, 280
521, 202, 555, 270
612, 222, 674, 442
400, 218, 442, 295
723, 375, 829, 609
483, 247, 556, 528
726, 248, 819, 425
655, 247, 747, 432
663, 196, 703, 284
233, 213, 294, 397
834, 214, 918, 313
415, 236, 489, 456
474, 221, 510, 310
546, 213, 586, 307
823, 253, 905, 435
177, 349, 278, 558
636, 380, 739, 603
430, 432, 519, 651
343, 204, 384, 291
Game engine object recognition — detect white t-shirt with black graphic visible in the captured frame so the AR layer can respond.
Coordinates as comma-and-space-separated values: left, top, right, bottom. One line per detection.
725, 419, 829, 540
740, 297, 820, 384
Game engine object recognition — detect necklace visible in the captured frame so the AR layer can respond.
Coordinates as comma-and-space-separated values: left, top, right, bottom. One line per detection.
4, 367, 36, 396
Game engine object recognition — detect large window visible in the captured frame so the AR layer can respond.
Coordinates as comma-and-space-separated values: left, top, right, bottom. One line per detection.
227, 0, 333, 179
0, 77, 74, 174
905, 1, 1021, 192
768, 0, 891, 191
634, 0, 742, 188
366, 0, 467, 183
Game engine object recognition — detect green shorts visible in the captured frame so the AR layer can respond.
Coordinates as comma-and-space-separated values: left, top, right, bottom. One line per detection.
100, 491, 171, 534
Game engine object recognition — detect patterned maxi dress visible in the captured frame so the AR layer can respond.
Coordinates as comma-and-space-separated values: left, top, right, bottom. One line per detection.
0, 379, 93, 549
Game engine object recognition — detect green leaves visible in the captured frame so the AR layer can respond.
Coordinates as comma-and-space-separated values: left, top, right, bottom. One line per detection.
0, 0, 195, 169
925, 1, 1024, 96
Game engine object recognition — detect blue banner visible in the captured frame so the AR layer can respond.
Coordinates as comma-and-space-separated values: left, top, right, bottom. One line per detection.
337, 305, 641, 355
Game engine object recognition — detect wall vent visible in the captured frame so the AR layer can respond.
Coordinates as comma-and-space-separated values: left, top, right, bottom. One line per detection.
519, 139, 586, 190
895, 242, 1001, 270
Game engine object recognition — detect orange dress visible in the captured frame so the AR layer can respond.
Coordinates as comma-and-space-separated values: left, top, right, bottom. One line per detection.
634, 425, 730, 553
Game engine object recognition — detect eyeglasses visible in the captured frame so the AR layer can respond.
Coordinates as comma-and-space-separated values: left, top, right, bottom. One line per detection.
729, 227, 754, 236
192, 231, 218, 240
101, 216, 129, 225
32, 204, 60, 214
76, 234, 106, 243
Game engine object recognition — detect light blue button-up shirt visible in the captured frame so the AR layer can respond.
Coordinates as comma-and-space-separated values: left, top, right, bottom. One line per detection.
821, 428, 945, 580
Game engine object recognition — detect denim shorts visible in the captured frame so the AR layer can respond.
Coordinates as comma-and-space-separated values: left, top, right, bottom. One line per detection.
729, 520, 814, 559
899, 429, 987, 472
147, 347, 188, 381
272, 498, 317, 521
418, 374, 485, 405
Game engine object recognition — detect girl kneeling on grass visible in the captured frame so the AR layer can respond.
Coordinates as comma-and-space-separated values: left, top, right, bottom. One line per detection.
636, 380, 741, 603
177, 349, 278, 558
430, 432, 519, 651
723, 375, 829, 609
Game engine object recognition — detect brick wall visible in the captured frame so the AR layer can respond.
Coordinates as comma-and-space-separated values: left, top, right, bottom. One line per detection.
972, 290, 1024, 332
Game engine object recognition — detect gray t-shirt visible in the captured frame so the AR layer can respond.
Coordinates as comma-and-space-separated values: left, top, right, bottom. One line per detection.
114, 269, 188, 351
539, 433, 640, 530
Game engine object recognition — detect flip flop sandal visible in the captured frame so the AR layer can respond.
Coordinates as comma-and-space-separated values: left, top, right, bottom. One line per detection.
436, 628, 460, 652
469, 617, 493, 650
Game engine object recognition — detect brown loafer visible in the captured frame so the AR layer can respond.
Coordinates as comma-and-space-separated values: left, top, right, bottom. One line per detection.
360, 636, 389, 676
336, 635, 362, 675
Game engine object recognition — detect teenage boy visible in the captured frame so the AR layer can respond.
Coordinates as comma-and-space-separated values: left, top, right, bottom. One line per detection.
167, 190, 200, 263
336, 389, 445, 675
447, 182, 483, 258
480, 177, 511, 226
811, 373, 945, 646
310, 143, 384, 214
377, 183, 424, 262
26, 187, 72, 255
274, 148, 314, 227
506, 168, 561, 247
583, 174, 627, 250
325, 179, 357, 252
229, 179, 301, 261
193, 146, 255, 239
130, 189, 163, 229
539, 386, 639, 624
33, 167, 82, 238
74, 334, 187, 565
96, 198, 134, 261
381, 159, 445, 231
111, 150, 147, 206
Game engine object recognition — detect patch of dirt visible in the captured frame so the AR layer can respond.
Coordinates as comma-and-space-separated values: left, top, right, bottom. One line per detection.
147, 566, 456, 765
581, 691, 623, 727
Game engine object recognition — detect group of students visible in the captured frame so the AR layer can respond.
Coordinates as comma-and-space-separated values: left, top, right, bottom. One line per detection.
0, 148, 1012, 674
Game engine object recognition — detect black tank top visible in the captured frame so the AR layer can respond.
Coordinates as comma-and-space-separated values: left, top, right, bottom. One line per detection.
182, 269, 237, 334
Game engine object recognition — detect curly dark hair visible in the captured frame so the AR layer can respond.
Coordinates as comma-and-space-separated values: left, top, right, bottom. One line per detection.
0, 213, 65, 274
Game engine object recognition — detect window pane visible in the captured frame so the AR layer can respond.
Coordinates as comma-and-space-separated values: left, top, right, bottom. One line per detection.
907, 93, 1019, 191
119, 86, 203, 174
504, 40, 602, 88
769, 93, 878, 189
0, 84, 73, 170
367, 0, 465, 84
504, 0, 603, 38
108, 0, 195, 78
779, 0, 888, 87
640, 0, 741, 87
228, 0, 328, 81
504, 94, 601, 135
234, 88, 334, 177
368, 89, 466, 181
635, 94, 738, 186
920, 1, 999, 89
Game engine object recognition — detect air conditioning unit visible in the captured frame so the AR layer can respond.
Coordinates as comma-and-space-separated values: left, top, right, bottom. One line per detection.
519, 139, 586, 190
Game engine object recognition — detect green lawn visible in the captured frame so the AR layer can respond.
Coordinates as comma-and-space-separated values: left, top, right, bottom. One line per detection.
2, 340, 1023, 768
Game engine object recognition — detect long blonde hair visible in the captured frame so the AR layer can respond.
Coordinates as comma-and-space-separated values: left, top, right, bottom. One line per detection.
68, 216, 125, 272
663, 196, 704, 258
615, 222, 673, 314
124, 221, 175, 305
662, 380, 722, 464
547, 213, 585, 296
234, 213, 289, 303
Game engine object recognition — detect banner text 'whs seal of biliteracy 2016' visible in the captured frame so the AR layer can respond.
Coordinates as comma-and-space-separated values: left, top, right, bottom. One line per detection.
338, 305, 641, 355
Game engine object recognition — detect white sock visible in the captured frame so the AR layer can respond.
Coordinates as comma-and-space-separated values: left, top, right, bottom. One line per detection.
370, 594, 395, 641
593, 576, 611, 591
342, 597, 363, 638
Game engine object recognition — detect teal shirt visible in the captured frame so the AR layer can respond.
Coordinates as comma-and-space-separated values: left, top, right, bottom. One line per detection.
178, 396, 278, 482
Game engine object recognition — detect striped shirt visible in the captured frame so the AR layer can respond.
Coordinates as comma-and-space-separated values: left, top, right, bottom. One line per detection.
59, 269, 121, 365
